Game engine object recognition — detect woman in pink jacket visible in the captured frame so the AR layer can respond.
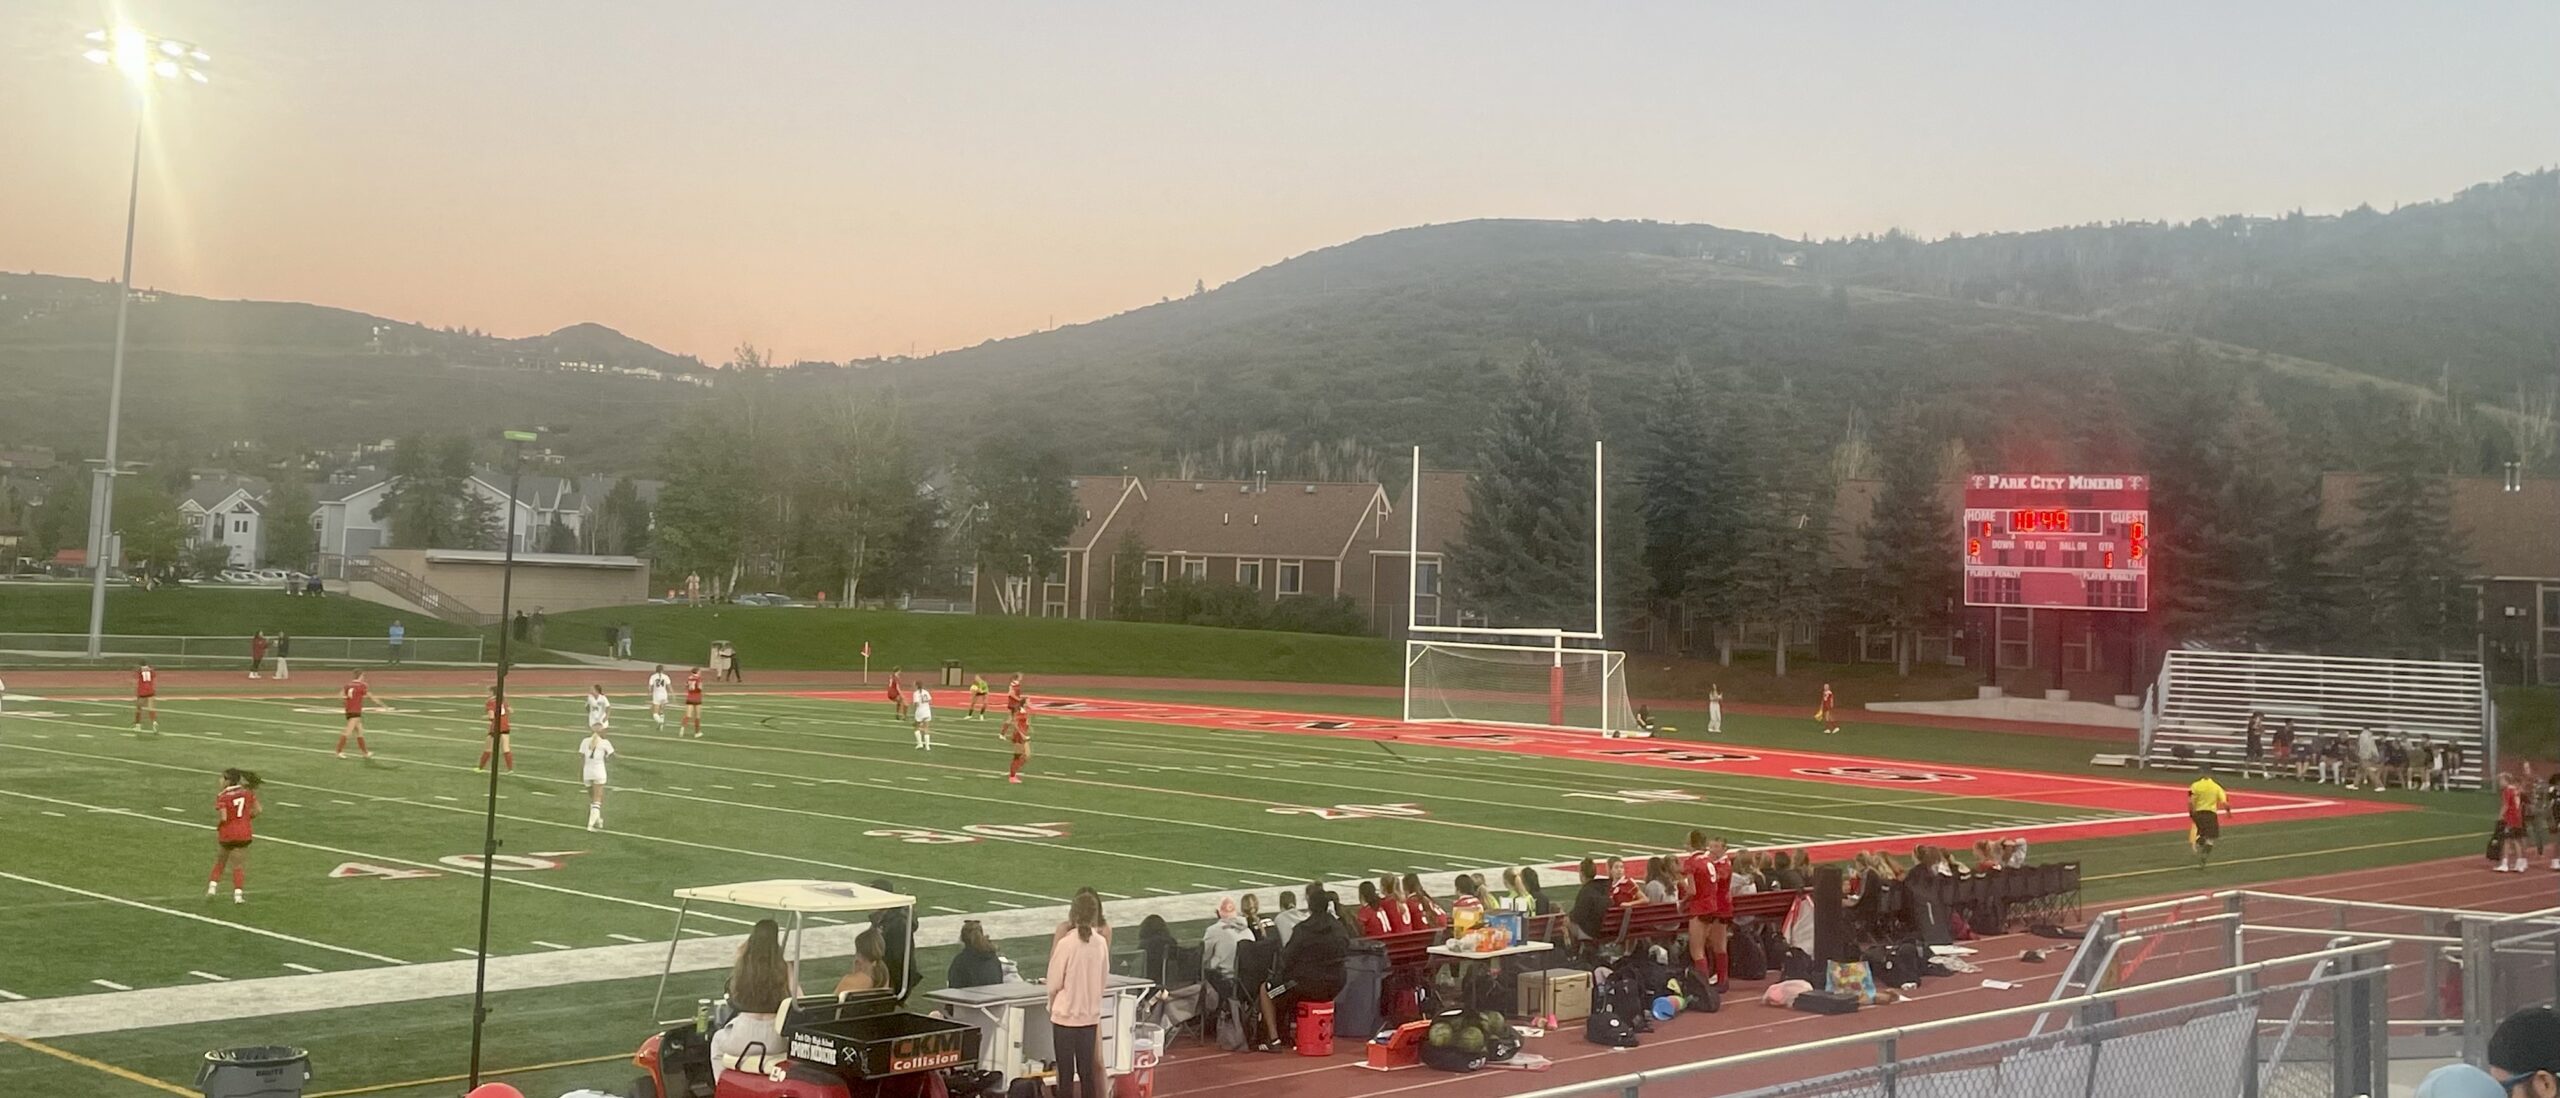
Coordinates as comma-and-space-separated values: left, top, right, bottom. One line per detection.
1047, 890, 1111, 1098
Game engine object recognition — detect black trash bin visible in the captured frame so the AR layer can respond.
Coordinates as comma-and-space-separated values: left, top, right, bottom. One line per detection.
941, 659, 963, 687
197, 1045, 309, 1098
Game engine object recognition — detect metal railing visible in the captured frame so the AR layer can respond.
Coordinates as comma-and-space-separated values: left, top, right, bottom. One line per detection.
0, 633, 484, 664
1497, 941, 2392, 1098
347, 558, 499, 627
2461, 906, 2560, 1065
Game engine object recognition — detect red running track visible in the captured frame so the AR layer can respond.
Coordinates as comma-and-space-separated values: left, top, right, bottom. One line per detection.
794, 692, 2404, 860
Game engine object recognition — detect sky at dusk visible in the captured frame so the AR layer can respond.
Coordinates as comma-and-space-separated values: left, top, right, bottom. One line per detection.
2, 2, 2554, 364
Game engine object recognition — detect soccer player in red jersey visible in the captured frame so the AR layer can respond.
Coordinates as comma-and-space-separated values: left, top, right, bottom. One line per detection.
1816, 683, 1840, 734
1607, 856, 1642, 906
1007, 673, 1024, 707
133, 662, 159, 731
477, 684, 515, 772
1680, 830, 1735, 989
885, 668, 906, 721
1003, 696, 1033, 783
682, 666, 706, 738
207, 768, 261, 904
335, 670, 378, 759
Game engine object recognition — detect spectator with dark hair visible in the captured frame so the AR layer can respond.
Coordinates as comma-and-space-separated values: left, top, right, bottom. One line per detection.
866, 878, 912, 998
1239, 892, 1271, 940
2489, 1005, 2560, 1096
1773, 850, 1810, 891
1607, 856, 1642, 907
1568, 857, 1612, 952
713, 919, 793, 1080
1354, 881, 1394, 938
1399, 872, 1443, 930
1641, 856, 1678, 904
1518, 867, 1556, 917
1272, 887, 1307, 947
1259, 886, 1347, 1052
946, 920, 1007, 990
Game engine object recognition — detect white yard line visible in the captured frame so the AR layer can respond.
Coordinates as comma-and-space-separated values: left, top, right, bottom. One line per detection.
0, 869, 408, 965
531, 941, 572, 951
607, 934, 649, 944
0, 989, 24, 1002
281, 964, 324, 974
89, 980, 131, 992
187, 972, 229, 983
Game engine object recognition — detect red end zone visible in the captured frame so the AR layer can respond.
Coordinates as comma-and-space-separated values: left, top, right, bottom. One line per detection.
796, 692, 2403, 857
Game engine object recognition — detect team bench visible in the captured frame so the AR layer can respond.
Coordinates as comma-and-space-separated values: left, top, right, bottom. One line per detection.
1588, 890, 1805, 952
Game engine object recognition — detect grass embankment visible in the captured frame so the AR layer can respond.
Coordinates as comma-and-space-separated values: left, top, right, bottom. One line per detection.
0, 583, 475, 639
545, 603, 1399, 684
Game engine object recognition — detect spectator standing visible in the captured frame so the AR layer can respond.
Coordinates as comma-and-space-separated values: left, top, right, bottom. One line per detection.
248, 631, 268, 679
2527, 764, 2551, 865
1047, 891, 1112, 1097
2498, 774, 2530, 873
2242, 712, 2267, 779
1707, 684, 1723, 736
868, 878, 912, 998
386, 619, 406, 665
1271, 889, 1307, 947
2354, 727, 2380, 790
2275, 719, 2298, 780
512, 610, 529, 641
530, 608, 547, 646
618, 622, 635, 658
272, 632, 291, 680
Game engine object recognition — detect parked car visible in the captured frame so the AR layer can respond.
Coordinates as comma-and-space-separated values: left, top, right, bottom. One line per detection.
255, 569, 294, 585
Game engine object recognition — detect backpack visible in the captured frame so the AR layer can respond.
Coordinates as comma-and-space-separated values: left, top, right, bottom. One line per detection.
1728, 928, 1768, 982
1780, 947, 1822, 985
1583, 987, 1641, 1047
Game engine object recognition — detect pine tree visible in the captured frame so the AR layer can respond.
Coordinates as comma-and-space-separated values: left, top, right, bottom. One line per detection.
1109, 528, 1149, 620
261, 478, 317, 571
595, 477, 650, 557
2344, 429, 2472, 658
1448, 343, 1603, 628
1729, 448, 1832, 677
1635, 356, 1716, 610
1859, 409, 1958, 675
963, 436, 1078, 615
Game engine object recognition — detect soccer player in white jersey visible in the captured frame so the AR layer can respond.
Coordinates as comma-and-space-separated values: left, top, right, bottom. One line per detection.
577, 721, 616, 831
587, 684, 613, 735
911, 686, 935, 750
646, 666, 672, 730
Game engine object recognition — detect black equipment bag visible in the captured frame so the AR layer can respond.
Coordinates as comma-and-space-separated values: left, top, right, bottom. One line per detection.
1792, 989, 1861, 1015
1335, 940, 1388, 1040
1727, 926, 1768, 982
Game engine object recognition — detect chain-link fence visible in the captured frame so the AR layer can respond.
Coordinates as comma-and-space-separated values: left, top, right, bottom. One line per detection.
1499, 942, 2391, 1098
0, 633, 485, 665
2461, 907, 2560, 1066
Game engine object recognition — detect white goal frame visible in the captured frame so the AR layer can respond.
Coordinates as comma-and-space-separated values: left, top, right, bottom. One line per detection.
1403, 442, 1627, 734
1402, 633, 1638, 735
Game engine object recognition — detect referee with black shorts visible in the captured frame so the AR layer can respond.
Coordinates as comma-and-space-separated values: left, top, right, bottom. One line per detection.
2188, 772, 2231, 868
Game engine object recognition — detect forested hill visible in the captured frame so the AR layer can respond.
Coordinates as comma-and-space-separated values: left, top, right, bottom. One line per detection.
1801, 169, 2560, 400
869, 178, 2553, 475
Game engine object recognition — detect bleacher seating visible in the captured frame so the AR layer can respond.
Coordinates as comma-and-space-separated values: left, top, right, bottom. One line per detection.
2140, 649, 2489, 788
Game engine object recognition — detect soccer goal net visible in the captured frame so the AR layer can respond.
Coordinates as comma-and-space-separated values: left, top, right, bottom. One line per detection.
1404, 639, 1641, 735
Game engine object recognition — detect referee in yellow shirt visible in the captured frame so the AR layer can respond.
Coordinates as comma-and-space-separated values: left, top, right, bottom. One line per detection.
2188, 773, 2231, 867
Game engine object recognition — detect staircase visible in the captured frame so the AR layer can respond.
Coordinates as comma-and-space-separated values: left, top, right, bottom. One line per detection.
346, 559, 499, 627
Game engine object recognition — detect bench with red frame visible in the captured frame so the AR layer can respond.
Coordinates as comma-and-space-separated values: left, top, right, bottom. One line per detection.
1581, 890, 1805, 953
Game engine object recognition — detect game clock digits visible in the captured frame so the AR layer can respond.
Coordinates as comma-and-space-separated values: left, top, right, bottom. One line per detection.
1961, 473, 2149, 612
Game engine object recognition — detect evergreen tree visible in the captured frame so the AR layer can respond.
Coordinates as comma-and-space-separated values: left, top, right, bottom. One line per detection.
30, 467, 92, 560
594, 476, 651, 557
1448, 343, 1604, 628
653, 407, 762, 589
1728, 447, 1832, 677
2343, 428, 2472, 658
373, 435, 481, 549
109, 475, 187, 578
1109, 528, 1149, 620
1635, 356, 1716, 609
261, 478, 317, 571
1859, 409, 1958, 675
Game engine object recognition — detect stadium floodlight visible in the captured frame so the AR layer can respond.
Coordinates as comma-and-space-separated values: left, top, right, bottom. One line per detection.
78, 25, 212, 658
467, 428, 540, 1087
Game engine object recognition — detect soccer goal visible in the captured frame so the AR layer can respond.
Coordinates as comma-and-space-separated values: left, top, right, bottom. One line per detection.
1404, 634, 1642, 735
1401, 441, 1640, 735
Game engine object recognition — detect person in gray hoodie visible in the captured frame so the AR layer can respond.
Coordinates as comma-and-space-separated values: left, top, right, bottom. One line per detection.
1202, 896, 1253, 979
1270, 888, 1307, 947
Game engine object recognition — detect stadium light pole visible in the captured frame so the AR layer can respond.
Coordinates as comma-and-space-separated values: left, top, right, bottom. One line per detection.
466, 428, 539, 1087
79, 27, 210, 657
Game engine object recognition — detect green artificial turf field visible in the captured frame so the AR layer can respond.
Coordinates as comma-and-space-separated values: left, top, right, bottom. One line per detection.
0, 686, 2494, 1096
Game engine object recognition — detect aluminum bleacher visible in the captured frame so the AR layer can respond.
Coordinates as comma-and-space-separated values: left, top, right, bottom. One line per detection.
2137, 649, 2493, 788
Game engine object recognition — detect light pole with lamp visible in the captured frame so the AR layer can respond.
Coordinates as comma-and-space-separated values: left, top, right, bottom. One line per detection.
78, 26, 210, 657
466, 428, 539, 1087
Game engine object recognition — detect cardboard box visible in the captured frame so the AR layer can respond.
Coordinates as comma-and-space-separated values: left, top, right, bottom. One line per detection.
1518, 968, 1591, 1022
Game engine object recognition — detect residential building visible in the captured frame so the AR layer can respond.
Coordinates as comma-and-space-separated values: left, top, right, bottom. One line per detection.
972, 476, 1406, 625
178, 475, 272, 570
313, 470, 659, 578
2318, 471, 2560, 686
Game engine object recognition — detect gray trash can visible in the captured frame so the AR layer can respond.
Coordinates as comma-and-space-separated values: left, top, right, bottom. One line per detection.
197, 1045, 309, 1098
942, 659, 963, 686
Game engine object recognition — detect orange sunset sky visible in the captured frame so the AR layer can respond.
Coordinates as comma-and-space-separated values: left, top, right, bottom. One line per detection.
2, 2, 2553, 364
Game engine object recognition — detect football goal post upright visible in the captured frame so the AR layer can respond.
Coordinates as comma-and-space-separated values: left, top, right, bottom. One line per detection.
1407, 442, 1632, 735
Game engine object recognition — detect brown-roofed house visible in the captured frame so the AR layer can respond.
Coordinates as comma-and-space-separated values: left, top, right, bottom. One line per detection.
974, 475, 1433, 629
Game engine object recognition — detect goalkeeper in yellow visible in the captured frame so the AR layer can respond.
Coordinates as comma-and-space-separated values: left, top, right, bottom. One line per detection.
2188, 773, 2230, 867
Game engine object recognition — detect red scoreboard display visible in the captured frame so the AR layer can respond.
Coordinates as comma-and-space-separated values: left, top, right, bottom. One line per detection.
1961, 473, 2150, 612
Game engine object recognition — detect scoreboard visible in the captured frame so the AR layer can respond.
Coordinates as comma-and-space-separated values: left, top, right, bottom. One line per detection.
1961, 473, 2150, 612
